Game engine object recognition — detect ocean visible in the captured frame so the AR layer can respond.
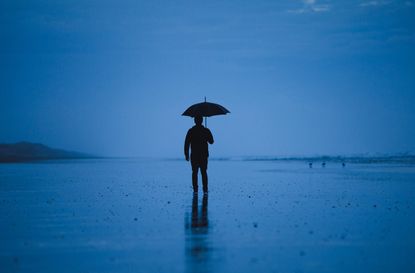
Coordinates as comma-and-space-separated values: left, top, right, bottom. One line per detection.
1, 158, 414, 273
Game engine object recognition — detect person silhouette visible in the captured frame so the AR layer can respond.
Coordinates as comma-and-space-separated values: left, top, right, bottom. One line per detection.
184, 116, 214, 194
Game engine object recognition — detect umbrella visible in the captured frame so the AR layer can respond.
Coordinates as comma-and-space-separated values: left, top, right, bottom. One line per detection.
182, 97, 230, 127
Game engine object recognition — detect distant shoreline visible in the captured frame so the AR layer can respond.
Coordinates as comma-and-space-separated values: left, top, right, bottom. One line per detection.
2, 141, 414, 164
165, 155, 415, 164
240, 155, 415, 164
0, 156, 102, 163
0, 142, 97, 163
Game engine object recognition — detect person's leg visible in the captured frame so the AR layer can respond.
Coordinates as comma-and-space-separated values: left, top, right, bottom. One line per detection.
201, 158, 208, 193
191, 164, 199, 193
201, 168, 208, 193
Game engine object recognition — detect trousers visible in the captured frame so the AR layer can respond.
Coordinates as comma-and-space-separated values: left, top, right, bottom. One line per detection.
191, 155, 208, 192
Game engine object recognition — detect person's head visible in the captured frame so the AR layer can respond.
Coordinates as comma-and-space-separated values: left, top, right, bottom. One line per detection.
194, 116, 203, 125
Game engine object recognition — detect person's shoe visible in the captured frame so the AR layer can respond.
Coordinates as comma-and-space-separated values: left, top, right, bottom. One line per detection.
203, 191, 208, 195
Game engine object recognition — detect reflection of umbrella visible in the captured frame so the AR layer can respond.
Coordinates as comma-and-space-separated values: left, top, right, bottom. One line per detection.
182, 97, 230, 126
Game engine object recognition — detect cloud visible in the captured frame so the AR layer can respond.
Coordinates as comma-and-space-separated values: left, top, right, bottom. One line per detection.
359, 0, 415, 8
288, 0, 330, 14
359, 1, 389, 7
311, 5, 330, 12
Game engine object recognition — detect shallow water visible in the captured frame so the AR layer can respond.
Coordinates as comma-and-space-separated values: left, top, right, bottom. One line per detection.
1, 159, 415, 273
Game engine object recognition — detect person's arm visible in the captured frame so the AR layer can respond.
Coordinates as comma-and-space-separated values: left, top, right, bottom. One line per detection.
184, 130, 191, 161
207, 129, 214, 144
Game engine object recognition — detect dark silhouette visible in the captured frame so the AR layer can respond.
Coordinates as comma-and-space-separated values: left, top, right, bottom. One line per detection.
189, 194, 208, 229
182, 99, 230, 120
185, 194, 210, 272
309, 162, 313, 168
184, 116, 214, 193
322, 162, 326, 168
342, 162, 346, 167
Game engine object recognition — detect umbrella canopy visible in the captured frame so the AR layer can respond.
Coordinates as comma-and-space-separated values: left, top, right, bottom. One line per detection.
182, 102, 230, 117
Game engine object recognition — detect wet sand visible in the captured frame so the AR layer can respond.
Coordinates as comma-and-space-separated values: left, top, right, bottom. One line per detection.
1, 159, 415, 273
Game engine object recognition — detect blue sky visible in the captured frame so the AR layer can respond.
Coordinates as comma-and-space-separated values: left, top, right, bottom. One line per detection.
1, 0, 414, 157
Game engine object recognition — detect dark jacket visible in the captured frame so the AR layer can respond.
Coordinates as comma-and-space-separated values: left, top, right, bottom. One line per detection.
184, 125, 214, 158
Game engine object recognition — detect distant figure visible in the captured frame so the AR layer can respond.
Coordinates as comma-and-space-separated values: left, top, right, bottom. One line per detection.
322, 162, 326, 168
309, 162, 313, 168
184, 116, 214, 193
342, 162, 346, 167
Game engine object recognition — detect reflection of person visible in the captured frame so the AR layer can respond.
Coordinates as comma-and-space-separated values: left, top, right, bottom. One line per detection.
191, 193, 208, 228
185, 194, 210, 272
184, 116, 214, 193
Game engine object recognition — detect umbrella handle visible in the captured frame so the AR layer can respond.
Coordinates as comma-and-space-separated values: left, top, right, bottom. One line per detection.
204, 96, 207, 127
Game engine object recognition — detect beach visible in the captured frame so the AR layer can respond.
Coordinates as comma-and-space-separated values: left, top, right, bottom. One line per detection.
1, 158, 414, 273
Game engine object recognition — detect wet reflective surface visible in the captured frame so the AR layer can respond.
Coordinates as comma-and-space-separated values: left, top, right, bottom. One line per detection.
1, 159, 415, 273
185, 194, 210, 273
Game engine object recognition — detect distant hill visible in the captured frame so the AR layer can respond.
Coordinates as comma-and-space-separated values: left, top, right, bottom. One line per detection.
0, 142, 92, 163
